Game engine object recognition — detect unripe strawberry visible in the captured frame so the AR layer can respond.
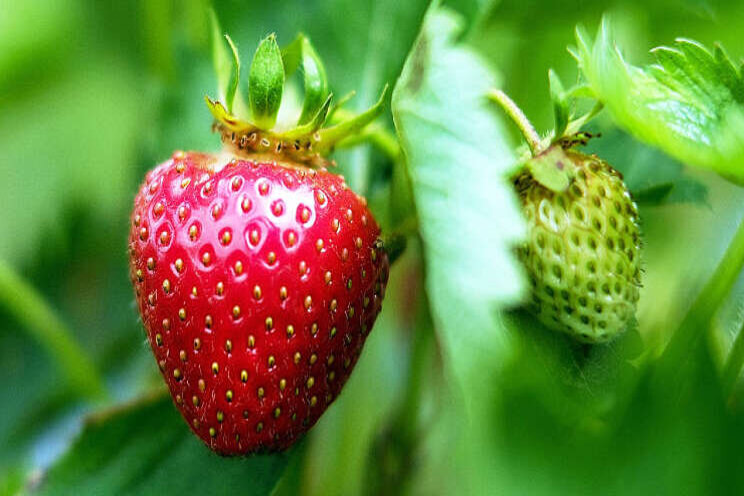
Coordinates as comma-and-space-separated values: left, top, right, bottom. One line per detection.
128, 28, 391, 453
490, 86, 642, 343
515, 149, 641, 343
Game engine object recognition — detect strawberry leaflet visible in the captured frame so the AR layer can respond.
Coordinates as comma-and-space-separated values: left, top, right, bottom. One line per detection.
574, 19, 744, 184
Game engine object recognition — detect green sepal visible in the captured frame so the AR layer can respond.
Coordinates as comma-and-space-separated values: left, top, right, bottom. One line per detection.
549, 69, 569, 139
316, 84, 388, 153
565, 83, 595, 99
282, 34, 330, 125
249, 34, 285, 129
564, 101, 604, 136
223, 35, 241, 112
205, 28, 387, 166
281, 93, 333, 140
525, 145, 576, 192
326, 91, 356, 122
209, 10, 241, 113
205, 96, 257, 132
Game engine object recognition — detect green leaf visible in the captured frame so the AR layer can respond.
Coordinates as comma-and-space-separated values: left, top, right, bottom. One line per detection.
548, 69, 569, 138
36, 393, 290, 495
574, 19, 744, 184
282, 34, 330, 125
585, 126, 709, 206
392, 3, 526, 410
392, 10, 529, 489
249, 34, 285, 129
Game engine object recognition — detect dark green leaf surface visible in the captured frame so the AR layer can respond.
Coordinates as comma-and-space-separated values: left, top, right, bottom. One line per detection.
36, 394, 289, 496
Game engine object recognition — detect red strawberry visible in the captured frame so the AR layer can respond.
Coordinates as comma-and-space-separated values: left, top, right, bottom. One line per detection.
128, 151, 388, 454
127, 30, 391, 454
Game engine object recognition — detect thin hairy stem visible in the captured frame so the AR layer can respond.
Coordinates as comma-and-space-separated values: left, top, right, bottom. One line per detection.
488, 89, 542, 156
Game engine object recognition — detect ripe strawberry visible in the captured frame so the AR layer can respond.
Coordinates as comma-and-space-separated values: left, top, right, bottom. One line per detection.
128, 30, 390, 453
515, 149, 641, 343
129, 152, 388, 454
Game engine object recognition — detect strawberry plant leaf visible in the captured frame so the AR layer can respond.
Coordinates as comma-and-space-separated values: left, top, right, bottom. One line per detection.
392, 10, 528, 489
249, 34, 285, 129
585, 126, 709, 206
574, 19, 744, 184
35, 393, 290, 495
393, 2, 526, 405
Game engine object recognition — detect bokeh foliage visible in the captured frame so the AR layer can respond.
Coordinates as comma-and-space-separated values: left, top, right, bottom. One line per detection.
2, 0, 744, 495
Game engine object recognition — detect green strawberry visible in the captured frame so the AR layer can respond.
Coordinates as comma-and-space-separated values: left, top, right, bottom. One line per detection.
516, 148, 641, 343
490, 86, 642, 343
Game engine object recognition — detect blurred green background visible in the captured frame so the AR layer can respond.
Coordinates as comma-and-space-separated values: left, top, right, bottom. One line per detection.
2, 0, 744, 494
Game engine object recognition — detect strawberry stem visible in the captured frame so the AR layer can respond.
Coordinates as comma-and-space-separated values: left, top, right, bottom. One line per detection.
488, 89, 542, 156
656, 217, 744, 394
0, 259, 107, 401
723, 319, 744, 402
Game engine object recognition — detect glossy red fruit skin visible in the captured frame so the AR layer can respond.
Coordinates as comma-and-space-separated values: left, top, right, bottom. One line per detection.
128, 151, 388, 455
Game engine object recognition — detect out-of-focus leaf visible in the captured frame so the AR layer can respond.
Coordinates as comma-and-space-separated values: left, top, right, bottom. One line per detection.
0, 259, 104, 401
35, 393, 289, 496
392, 4, 526, 492
585, 126, 709, 206
574, 19, 744, 184
0, 63, 142, 266
0, 0, 78, 96
0, 464, 25, 496
393, 3, 526, 391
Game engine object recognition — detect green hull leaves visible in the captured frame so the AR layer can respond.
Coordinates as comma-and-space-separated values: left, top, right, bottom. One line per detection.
249, 34, 284, 130
205, 18, 386, 166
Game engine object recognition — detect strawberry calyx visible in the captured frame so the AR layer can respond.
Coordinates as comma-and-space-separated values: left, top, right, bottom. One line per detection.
207, 13, 387, 168
490, 73, 605, 193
